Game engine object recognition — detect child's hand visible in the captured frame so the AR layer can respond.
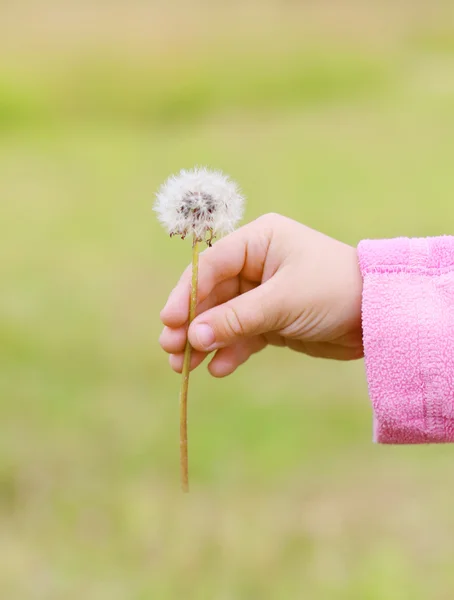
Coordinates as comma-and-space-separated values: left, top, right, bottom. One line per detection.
160, 213, 363, 377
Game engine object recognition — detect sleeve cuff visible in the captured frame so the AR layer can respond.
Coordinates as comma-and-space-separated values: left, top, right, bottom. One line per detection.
358, 236, 454, 444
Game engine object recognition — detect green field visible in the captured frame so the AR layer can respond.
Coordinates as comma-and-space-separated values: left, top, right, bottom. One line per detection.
1, 3, 454, 598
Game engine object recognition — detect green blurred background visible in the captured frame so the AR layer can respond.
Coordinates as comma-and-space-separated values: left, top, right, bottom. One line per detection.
1, 1, 454, 597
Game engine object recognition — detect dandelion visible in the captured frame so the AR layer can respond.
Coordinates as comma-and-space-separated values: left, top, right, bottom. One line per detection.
155, 167, 244, 245
154, 167, 245, 492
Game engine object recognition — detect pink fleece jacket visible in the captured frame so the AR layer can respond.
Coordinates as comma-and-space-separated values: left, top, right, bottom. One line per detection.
358, 237, 454, 444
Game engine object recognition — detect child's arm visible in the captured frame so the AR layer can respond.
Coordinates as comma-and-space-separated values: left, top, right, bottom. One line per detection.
160, 214, 454, 444
359, 237, 454, 443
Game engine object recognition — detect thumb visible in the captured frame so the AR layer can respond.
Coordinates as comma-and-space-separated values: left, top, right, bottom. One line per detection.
188, 277, 284, 351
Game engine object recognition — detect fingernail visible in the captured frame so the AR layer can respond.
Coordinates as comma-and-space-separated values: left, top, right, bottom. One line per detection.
193, 324, 216, 350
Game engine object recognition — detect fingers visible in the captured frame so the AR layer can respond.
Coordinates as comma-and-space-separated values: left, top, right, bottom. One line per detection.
169, 349, 208, 373
159, 278, 250, 355
160, 218, 272, 328
208, 336, 267, 377
188, 273, 288, 352
159, 326, 187, 354
169, 336, 267, 376
166, 336, 361, 376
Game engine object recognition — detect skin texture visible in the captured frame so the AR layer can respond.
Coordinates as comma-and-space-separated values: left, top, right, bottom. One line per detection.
160, 213, 364, 378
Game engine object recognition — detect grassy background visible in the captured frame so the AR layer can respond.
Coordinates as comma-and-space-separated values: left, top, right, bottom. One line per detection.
1, 1, 454, 598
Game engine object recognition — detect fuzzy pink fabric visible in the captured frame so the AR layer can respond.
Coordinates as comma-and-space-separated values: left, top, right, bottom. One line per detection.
358, 237, 454, 444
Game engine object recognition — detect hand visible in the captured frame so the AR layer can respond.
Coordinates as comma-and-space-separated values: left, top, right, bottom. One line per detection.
159, 213, 363, 377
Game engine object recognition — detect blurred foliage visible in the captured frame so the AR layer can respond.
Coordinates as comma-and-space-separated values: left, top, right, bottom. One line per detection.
0, 52, 394, 128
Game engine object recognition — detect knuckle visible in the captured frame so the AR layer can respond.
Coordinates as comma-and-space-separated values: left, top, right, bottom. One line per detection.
255, 213, 287, 240
223, 303, 246, 338
258, 212, 283, 226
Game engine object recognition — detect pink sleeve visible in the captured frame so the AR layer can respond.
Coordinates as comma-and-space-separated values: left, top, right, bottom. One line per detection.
358, 237, 454, 444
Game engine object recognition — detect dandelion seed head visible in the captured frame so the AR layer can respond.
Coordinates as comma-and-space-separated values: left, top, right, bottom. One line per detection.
154, 167, 245, 243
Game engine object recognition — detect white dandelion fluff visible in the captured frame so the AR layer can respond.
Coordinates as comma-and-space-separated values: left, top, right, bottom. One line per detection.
154, 166, 245, 245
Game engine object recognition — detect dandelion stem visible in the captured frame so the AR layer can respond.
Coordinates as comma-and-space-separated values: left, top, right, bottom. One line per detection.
179, 234, 199, 493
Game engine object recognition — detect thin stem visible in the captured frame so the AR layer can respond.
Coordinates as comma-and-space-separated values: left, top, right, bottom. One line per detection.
179, 234, 199, 493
